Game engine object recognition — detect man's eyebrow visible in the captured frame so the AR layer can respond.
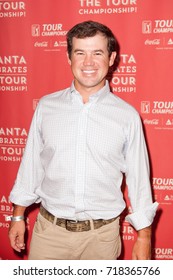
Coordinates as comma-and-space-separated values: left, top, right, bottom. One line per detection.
73, 49, 104, 53
93, 49, 104, 53
73, 49, 84, 53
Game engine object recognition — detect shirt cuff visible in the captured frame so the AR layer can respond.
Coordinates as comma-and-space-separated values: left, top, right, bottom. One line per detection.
125, 202, 159, 231
9, 189, 41, 207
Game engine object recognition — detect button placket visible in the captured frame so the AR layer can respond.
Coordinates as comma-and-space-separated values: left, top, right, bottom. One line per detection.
75, 105, 90, 215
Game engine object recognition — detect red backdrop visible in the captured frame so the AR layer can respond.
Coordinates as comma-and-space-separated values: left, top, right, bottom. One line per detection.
0, 0, 173, 260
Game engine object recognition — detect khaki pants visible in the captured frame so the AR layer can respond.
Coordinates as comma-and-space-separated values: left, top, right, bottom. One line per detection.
28, 213, 121, 260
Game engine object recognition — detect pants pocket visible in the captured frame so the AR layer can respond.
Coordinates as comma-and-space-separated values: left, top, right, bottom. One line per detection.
33, 213, 53, 234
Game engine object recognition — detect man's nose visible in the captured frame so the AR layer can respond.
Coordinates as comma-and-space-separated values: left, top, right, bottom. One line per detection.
83, 54, 94, 65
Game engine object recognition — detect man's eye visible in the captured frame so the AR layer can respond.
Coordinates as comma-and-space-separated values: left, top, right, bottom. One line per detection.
76, 52, 84, 55
95, 52, 102, 56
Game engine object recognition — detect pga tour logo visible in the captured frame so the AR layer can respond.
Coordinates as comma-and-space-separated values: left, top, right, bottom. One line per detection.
32, 25, 40, 36
142, 21, 152, 34
141, 101, 150, 114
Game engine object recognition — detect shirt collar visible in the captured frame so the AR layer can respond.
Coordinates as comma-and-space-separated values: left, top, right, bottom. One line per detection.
70, 80, 110, 104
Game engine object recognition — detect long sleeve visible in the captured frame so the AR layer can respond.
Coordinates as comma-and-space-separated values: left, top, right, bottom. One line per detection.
9, 102, 45, 206
124, 114, 158, 230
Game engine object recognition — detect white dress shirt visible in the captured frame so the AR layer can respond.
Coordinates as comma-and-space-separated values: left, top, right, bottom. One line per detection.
10, 81, 158, 230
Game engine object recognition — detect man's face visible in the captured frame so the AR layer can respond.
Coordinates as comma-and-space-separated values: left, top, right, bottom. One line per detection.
67, 33, 116, 94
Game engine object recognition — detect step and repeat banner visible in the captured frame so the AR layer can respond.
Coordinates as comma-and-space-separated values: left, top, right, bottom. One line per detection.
0, 0, 173, 260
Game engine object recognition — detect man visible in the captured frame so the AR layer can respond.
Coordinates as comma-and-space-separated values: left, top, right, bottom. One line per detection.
8, 20, 158, 260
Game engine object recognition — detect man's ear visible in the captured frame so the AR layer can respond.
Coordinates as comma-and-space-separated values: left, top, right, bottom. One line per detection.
109, 51, 117, 67
66, 52, 71, 65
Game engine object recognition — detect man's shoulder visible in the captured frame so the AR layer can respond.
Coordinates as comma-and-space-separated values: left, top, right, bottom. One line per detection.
108, 92, 139, 117
39, 87, 70, 103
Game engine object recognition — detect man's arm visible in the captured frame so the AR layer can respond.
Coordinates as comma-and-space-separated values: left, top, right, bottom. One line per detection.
132, 226, 152, 260
8, 205, 27, 252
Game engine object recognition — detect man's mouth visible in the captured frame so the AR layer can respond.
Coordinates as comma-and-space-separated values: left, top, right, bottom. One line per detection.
82, 70, 96, 74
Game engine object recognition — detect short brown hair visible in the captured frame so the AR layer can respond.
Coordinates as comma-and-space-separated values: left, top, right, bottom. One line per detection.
67, 20, 120, 68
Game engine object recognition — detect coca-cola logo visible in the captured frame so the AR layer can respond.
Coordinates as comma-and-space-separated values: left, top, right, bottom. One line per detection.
145, 39, 160, 45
